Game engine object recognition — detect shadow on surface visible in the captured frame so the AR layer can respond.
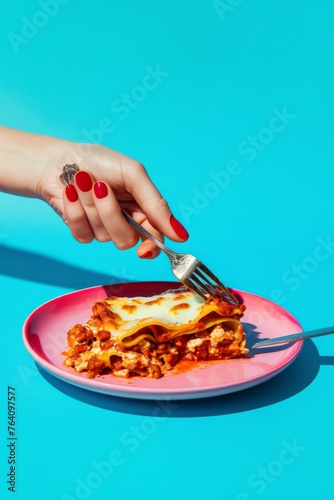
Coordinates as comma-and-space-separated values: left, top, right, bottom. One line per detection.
0, 243, 124, 288
38, 339, 329, 417
318, 356, 334, 365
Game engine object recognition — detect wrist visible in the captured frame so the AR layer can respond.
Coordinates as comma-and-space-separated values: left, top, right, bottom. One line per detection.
33, 135, 83, 199
0, 126, 81, 199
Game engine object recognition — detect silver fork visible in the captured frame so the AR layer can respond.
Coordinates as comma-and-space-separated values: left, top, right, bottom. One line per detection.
122, 211, 239, 305
59, 166, 238, 305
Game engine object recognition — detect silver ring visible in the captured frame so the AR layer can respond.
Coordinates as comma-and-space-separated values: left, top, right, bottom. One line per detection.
60, 163, 80, 186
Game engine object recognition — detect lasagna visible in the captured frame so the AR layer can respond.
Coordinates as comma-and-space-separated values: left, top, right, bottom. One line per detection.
64, 288, 248, 379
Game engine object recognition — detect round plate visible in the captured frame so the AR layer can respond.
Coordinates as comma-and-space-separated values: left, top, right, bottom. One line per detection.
22, 281, 303, 400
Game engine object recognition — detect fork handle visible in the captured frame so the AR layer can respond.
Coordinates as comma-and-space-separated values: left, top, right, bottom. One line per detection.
252, 325, 334, 348
122, 210, 173, 256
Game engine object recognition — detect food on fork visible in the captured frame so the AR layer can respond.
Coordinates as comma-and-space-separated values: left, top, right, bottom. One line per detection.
63, 288, 248, 379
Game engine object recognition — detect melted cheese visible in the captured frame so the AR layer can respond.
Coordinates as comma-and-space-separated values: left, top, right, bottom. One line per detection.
86, 289, 244, 346
105, 290, 204, 323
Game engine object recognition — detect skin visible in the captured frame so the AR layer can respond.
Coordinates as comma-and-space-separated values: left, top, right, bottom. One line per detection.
0, 126, 188, 257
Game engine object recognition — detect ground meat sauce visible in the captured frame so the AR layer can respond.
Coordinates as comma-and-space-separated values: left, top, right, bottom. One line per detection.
64, 293, 248, 379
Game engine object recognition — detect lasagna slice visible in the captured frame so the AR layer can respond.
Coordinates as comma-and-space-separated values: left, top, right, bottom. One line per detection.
64, 288, 248, 379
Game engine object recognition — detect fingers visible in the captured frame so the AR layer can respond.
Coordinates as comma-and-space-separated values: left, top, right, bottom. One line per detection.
63, 171, 139, 248
62, 162, 190, 260
125, 163, 189, 242
63, 184, 95, 243
74, 171, 110, 242
92, 181, 139, 249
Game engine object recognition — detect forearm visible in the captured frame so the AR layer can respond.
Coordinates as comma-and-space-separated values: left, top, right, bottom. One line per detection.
0, 126, 79, 198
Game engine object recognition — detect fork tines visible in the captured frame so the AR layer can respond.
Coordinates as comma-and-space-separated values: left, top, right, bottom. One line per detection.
185, 261, 239, 305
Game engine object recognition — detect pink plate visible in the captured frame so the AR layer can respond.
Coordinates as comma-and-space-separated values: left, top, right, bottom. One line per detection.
22, 282, 303, 400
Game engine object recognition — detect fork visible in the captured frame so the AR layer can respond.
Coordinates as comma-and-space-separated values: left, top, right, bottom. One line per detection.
252, 325, 334, 348
122, 210, 239, 305
59, 165, 238, 305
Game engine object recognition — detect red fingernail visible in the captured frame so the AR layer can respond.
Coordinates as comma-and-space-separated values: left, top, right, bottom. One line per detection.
170, 215, 189, 240
140, 251, 153, 259
65, 184, 78, 202
94, 181, 108, 199
76, 171, 92, 192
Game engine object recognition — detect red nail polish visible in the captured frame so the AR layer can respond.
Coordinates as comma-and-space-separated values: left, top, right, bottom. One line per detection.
94, 181, 108, 199
170, 215, 189, 240
65, 184, 78, 202
76, 171, 92, 192
140, 251, 153, 259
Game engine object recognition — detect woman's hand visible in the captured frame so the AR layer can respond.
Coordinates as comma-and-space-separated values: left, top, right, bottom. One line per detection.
0, 127, 189, 258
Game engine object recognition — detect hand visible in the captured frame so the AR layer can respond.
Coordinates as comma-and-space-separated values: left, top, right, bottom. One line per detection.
41, 143, 189, 258
0, 127, 189, 258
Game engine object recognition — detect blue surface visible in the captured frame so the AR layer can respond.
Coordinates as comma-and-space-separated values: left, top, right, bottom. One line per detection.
1, 1, 334, 499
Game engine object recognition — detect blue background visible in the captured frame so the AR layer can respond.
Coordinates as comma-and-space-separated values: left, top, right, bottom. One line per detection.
1, 1, 333, 499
